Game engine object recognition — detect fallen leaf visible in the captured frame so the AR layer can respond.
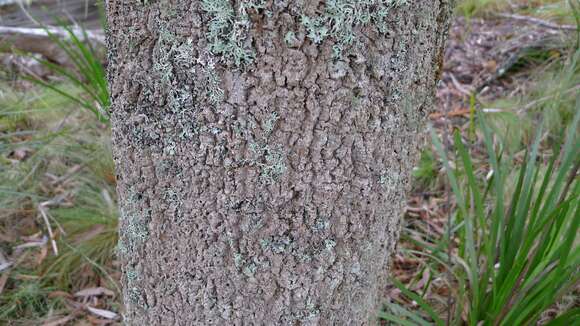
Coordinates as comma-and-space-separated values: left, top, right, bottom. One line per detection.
43, 315, 75, 326
9, 147, 33, 161
35, 245, 49, 266
74, 287, 115, 298
0, 270, 10, 295
86, 306, 118, 320
87, 314, 115, 324
48, 291, 74, 299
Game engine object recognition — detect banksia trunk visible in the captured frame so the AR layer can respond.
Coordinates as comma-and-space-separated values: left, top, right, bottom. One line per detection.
105, 0, 451, 324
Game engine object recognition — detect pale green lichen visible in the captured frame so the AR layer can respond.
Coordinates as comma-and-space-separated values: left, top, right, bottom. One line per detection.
302, 0, 408, 58
153, 27, 177, 86
197, 55, 225, 105
242, 263, 258, 277
284, 31, 298, 46
313, 218, 330, 232
263, 112, 279, 135
153, 25, 225, 107
270, 236, 292, 254
168, 87, 193, 114
119, 192, 151, 257
234, 253, 244, 268
125, 213, 149, 244
259, 239, 270, 249
201, 0, 266, 66
380, 170, 401, 188
250, 143, 287, 183
127, 287, 144, 307
125, 267, 146, 308
301, 299, 321, 321
126, 268, 139, 282
324, 239, 337, 251
116, 239, 128, 256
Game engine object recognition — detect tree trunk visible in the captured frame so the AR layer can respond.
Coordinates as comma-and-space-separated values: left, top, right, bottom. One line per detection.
105, 1, 451, 324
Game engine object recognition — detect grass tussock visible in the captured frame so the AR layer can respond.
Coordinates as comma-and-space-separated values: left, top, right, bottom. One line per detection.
0, 83, 118, 323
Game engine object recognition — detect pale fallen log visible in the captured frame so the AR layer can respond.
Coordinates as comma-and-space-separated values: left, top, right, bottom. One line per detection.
0, 25, 104, 64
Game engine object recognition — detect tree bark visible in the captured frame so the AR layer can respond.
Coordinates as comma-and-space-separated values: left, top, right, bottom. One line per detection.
105, 1, 452, 324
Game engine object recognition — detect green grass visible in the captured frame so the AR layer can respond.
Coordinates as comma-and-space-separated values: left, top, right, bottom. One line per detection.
457, 0, 509, 18
382, 109, 580, 325
384, 3, 579, 320
0, 84, 118, 322
486, 47, 580, 151
0, 280, 64, 322
412, 148, 440, 190
25, 21, 110, 123
457, 0, 578, 23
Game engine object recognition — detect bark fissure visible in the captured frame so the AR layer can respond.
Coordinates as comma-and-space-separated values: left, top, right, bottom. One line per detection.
106, 0, 450, 324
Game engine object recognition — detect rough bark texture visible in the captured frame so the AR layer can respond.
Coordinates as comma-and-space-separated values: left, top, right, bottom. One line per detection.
105, 0, 451, 324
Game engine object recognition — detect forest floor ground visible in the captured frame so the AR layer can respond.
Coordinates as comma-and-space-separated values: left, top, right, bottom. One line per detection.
0, 1, 578, 324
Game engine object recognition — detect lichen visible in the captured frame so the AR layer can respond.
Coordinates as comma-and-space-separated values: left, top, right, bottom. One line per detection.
249, 143, 287, 183
263, 112, 279, 135
124, 267, 147, 308
284, 31, 298, 46
380, 170, 401, 188
259, 239, 270, 249
201, 0, 266, 66
242, 263, 257, 277
125, 212, 150, 244
324, 239, 337, 251
301, 0, 408, 58
269, 235, 292, 254
118, 190, 151, 259
234, 253, 244, 268
313, 218, 330, 232
126, 268, 139, 282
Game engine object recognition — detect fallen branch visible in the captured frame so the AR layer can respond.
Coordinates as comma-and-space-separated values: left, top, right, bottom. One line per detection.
0, 25, 104, 64
496, 13, 578, 31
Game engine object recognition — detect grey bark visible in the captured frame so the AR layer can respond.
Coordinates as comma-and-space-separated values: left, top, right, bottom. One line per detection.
105, 1, 451, 325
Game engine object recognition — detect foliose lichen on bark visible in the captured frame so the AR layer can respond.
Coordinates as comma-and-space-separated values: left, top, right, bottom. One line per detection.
301, 0, 408, 58
201, 0, 266, 66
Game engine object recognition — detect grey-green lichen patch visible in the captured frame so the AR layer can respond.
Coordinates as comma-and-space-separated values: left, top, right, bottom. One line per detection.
324, 239, 337, 251
294, 299, 321, 321
118, 189, 152, 262
201, 56, 225, 105
124, 267, 147, 309
259, 238, 270, 249
249, 142, 287, 184
267, 235, 293, 254
234, 253, 244, 268
201, 0, 266, 66
301, 0, 408, 58
227, 114, 287, 182
313, 218, 330, 232
379, 170, 401, 189
153, 27, 181, 87
284, 31, 298, 46
233, 253, 262, 277
125, 212, 149, 242
168, 87, 194, 114
263, 112, 279, 136
152, 24, 226, 111
242, 262, 258, 277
